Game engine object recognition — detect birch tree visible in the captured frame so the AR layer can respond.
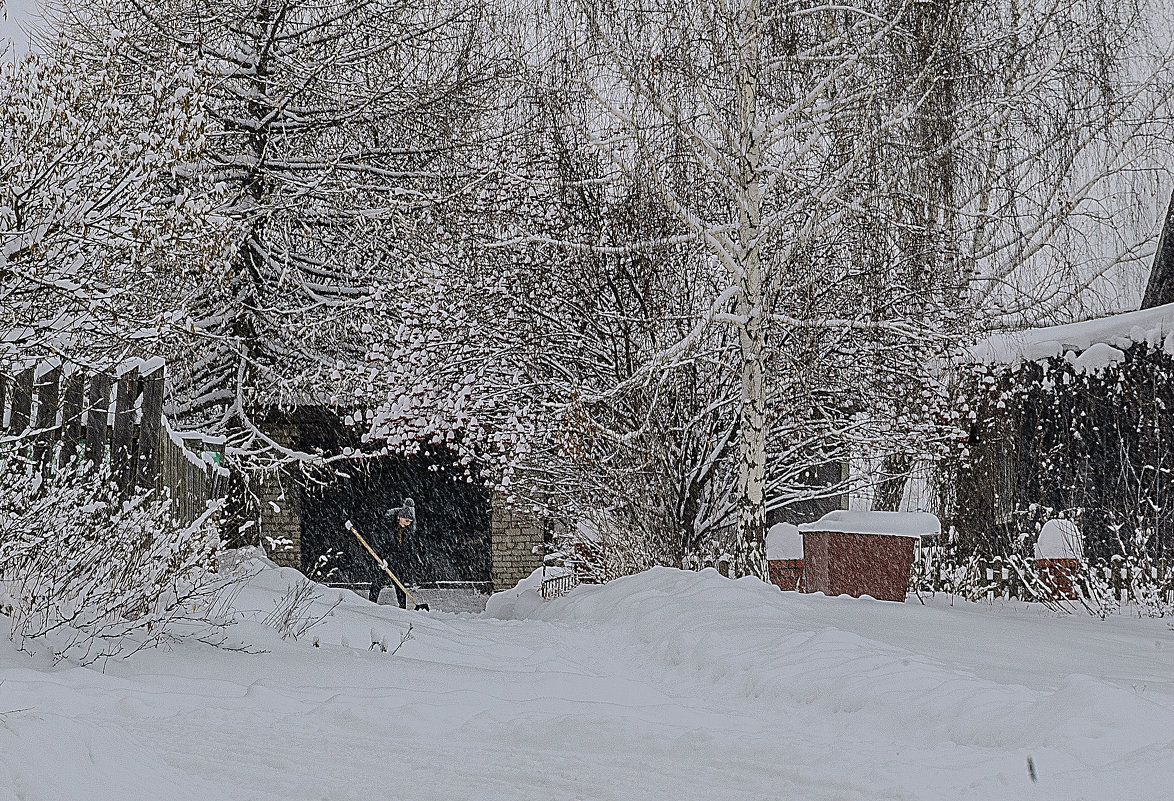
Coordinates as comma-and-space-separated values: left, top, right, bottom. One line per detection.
552, 0, 959, 577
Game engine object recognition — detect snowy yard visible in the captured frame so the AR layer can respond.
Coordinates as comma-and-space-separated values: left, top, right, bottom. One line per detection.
3, 562, 1174, 801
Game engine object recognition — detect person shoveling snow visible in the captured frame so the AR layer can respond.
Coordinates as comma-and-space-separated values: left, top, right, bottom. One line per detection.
347, 519, 428, 611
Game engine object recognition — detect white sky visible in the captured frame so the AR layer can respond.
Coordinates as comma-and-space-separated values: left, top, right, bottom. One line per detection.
1, 0, 42, 56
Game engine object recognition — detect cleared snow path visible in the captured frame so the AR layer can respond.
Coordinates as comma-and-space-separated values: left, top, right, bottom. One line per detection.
3, 565, 1174, 800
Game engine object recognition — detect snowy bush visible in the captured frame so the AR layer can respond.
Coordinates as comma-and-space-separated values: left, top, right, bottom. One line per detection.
0, 456, 226, 663
262, 578, 340, 641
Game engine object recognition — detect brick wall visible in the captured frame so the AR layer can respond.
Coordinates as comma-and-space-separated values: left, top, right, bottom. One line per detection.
248, 423, 302, 569
490, 494, 544, 591
252, 469, 302, 568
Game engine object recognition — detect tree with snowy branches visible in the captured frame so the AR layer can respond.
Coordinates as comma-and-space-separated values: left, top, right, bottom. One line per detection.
44, 0, 528, 473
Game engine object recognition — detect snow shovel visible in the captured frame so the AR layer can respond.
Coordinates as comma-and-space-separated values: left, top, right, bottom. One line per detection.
346, 520, 429, 611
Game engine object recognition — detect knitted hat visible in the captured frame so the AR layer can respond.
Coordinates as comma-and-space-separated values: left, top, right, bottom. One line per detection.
397, 498, 415, 523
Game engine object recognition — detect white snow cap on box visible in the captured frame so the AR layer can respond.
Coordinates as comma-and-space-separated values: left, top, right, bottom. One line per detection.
766, 523, 802, 560
799, 510, 940, 539
1034, 519, 1083, 560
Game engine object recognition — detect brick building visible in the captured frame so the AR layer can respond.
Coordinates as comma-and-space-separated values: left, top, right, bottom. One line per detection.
233, 407, 543, 594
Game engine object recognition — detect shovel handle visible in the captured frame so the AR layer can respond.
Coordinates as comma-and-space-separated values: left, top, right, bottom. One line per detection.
346, 520, 422, 609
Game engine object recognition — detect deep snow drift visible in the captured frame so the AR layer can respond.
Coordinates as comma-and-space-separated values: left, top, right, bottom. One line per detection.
3, 559, 1174, 800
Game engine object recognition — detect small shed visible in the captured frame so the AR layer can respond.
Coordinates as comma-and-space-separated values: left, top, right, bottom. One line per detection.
766, 523, 804, 591
238, 406, 543, 594
1034, 519, 1083, 600
799, 511, 939, 602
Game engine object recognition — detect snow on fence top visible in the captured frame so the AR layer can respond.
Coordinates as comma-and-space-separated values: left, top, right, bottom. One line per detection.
799, 510, 940, 539
968, 302, 1174, 369
1034, 519, 1083, 560
766, 523, 802, 560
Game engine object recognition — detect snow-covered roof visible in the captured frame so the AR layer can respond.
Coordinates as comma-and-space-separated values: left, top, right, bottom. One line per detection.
969, 303, 1174, 368
799, 510, 940, 539
766, 523, 802, 560
1034, 519, 1083, 560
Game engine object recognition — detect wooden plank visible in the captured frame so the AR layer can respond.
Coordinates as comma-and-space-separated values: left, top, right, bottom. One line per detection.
85, 372, 112, 471
0, 374, 7, 430
112, 368, 140, 492
9, 367, 33, 435
33, 365, 61, 468
137, 367, 165, 489
60, 371, 85, 467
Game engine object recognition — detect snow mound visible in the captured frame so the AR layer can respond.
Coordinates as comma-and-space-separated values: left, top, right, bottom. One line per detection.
1035, 519, 1083, 560
1070, 342, 1126, 375
766, 522, 802, 559
969, 302, 1174, 368
4, 562, 1174, 799
483, 566, 551, 619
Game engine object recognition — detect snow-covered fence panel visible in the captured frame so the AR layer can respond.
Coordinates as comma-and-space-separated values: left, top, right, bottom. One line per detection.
159, 426, 226, 526
0, 360, 224, 521
1, 361, 164, 491
910, 549, 1174, 612
540, 569, 579, 600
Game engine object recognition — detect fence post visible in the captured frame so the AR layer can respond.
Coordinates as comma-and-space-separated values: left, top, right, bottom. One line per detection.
1111, 555, 1123, 602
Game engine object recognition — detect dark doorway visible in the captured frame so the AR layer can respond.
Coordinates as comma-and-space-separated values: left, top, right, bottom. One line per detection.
280, 407, 491, 590
300, 451, 491, 589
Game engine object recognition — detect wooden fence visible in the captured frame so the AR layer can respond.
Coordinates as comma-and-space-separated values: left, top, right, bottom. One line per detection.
0, 359, 225, 525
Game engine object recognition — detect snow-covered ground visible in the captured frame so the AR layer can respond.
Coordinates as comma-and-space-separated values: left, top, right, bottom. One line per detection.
3, 560, 1174, 801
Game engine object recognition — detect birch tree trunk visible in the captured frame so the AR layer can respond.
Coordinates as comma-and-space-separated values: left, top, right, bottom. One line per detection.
731, 0, 767, 578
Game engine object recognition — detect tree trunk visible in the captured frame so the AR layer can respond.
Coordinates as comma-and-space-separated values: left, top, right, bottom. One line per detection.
731, 0, 768, 580
873, 453, 911, 512
734, 307, 768, 579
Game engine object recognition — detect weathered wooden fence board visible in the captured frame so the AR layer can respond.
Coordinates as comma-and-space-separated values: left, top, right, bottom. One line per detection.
33, 365, 60, 467
112, 368, 139, 489
85, 372, 111, 470
138, 367, 164, 489
9, 367, 32, 434
60, 371, 84, 465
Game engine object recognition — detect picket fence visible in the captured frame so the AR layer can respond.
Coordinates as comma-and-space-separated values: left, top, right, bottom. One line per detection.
539, 569, 579, 599
912, 552, 1174, 604
0, 359, 225, 525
